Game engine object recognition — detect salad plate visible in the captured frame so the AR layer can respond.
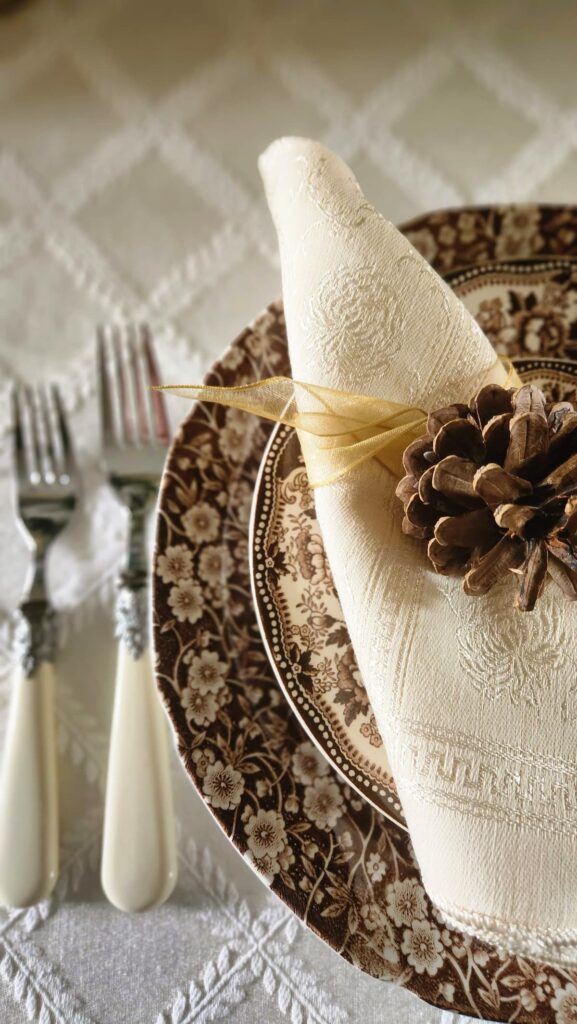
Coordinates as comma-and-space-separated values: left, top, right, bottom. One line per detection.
249, 349, 577, 826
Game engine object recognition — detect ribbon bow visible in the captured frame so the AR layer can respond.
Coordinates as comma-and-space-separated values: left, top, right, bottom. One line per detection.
158, 359, 521, 487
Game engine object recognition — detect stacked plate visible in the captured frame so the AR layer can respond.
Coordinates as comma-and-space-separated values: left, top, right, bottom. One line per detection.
153, 205, 577, 1022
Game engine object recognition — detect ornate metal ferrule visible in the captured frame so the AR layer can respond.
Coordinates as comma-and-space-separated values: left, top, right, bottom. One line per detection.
114, 570, 149, 660
110, 476, 157, 660
13, 599, 58, 677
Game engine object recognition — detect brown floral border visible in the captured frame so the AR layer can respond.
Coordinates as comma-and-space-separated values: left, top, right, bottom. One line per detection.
402, 205, 577, 274
153, 205, 577, 1023
251, 421, 405, 827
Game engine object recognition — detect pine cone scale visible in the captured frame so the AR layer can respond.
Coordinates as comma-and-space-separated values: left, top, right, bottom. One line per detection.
494, 502, 538, 537
548, 553, 577, 599
562, 499, 577, 541
515, 540, 548, 611
472, 383, 513, 425
547, 536, 577, 573
504, 411, 549, 479
417, 465, 436, 503
472, 464, 532, 506
433, 418, 485, 463
549, 412, 577, 454
435, 508, 498, 548
542, 452, 577, 492
482, 412, 512, 463
402, 436, 434, 478
431, 456, 483, 509
427, 404, 470, 434
463, 535, 524, 596
427, 537, 469, 574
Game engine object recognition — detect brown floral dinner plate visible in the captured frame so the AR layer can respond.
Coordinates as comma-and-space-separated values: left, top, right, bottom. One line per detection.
249, 253, 577, 829
153, 205, 577, 1022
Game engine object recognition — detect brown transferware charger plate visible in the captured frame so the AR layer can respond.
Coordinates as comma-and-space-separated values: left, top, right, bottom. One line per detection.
154, 205, 577, 1021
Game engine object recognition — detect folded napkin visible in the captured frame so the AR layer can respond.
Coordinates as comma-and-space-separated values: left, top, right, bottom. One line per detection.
259, 137, 577, 965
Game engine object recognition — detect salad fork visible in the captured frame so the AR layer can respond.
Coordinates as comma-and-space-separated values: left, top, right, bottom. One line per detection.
0, 385, 76, 907
98, 323, 177, 912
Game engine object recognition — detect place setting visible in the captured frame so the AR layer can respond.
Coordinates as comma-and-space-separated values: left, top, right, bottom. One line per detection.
152, 139, 577, 1022
2, 134, 577, 1023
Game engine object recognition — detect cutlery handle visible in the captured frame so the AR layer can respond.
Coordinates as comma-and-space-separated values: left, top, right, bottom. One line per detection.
0, 661, 58, 907
101, 644, 177, 912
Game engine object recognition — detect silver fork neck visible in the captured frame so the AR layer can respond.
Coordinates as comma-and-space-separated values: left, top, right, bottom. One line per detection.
113, 476, 158, 660
14, 600, 58, 677
112, 475, 157, 578
15, 521, 60, 676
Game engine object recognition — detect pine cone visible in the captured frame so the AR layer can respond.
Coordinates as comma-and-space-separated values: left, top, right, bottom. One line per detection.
396, 382, 577, 611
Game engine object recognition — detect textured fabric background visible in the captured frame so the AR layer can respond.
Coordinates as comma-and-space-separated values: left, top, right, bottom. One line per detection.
0, 1, 576, 1022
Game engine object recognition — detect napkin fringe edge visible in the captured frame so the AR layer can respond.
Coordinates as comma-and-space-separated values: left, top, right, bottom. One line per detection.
431, 891, 577, 967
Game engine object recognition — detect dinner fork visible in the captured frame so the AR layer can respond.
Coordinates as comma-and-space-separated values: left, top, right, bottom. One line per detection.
98, 323, 177, 912
0, 385, 76, 907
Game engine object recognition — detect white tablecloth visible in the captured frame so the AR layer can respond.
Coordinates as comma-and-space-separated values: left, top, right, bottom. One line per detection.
0, 1, 576, 1021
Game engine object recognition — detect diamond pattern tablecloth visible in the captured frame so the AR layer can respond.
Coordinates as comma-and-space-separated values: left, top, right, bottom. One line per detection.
0, 1, 576, 1022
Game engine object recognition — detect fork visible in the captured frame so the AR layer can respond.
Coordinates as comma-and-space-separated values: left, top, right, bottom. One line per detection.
98, 323, 177, 912
0, 385, 77, 907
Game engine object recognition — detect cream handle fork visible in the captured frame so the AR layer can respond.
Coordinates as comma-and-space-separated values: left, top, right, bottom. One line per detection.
98, 325, 177, 911
101, 638, 177, 913
0, 659, 58, 907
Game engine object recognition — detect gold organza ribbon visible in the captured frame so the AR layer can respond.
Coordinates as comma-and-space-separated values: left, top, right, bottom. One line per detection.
159, 359, 522, 487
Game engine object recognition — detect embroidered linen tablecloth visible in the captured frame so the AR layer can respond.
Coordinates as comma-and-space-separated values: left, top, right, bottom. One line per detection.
0, 1, 576, 1022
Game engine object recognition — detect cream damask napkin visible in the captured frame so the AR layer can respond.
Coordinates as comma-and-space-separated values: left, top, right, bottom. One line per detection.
259, 137, 577, 965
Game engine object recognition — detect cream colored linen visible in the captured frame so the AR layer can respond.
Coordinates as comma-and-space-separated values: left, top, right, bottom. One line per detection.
259, 136, 577, 965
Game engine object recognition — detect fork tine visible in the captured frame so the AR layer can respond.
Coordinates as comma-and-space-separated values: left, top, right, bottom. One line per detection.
51, 385, 74, 481
29, 387, 54, 485
111, 324, 133, 446
141, 325, 170, 445
128, 328, 148, 444
38, 386, 57, 484
23, 388, 43, 484
97, 325, 117, 447
130, 325, 156, 444
122, 323, 142, 447
11, 387, 28, 483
